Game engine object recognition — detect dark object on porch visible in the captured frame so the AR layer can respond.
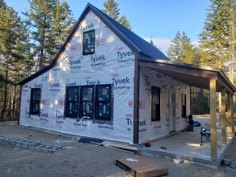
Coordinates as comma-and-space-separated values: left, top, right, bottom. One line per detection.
115, 156, 168, 177
188, 114, 194, 126
78, 137, 103, 145
186, 114, 194, 131
200, 127, 211, 146
221, 159, 231, 166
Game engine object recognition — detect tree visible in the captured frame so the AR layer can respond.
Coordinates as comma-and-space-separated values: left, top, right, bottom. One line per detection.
167, 31, 198, 64
199, 0, 236, 69
0, 0, 34, 120
166, 31, 182, 62
103, 0, 131, 29
27, 0, 75, 70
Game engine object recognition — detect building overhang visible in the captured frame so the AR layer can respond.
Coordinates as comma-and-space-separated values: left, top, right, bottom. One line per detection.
139, 59, 235, 94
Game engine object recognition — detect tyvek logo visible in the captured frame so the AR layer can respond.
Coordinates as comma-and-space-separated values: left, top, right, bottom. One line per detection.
126, 118, 146, 126
116, 48, 134, 62
40, 113, 48, 118
112, 77, 130, 89
66, 82, 76, 86
34, 83, 42, 88
126, 118, 147, 132
86, 79, 100, 85
50, 83, 60, 88
49, 82, 60, 92
69, 57, 82, 69
40, 112, 49, 122
80, 22, 94, 31
91, 55, 106, 67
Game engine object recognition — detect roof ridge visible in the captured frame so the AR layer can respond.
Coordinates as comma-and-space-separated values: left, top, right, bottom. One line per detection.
87, 3, 169, 60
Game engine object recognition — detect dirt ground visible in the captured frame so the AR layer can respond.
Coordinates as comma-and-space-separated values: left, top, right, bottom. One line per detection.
0, 121, 236, 177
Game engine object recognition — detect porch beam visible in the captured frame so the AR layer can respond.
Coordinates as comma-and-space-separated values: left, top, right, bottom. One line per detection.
221, 88, 226, 145
139, 61, 217, 79
210, 79, 217, 160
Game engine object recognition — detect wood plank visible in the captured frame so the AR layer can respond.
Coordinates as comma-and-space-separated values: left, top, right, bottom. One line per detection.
228, 94, 234, 137
133, 55, 140, 144
228, 94, 232, 137
221, 88, 226, 144
210, 79, 217, 160
115, 156, 168, 177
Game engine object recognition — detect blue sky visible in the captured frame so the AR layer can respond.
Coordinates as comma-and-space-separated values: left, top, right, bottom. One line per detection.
5, 0, 210, 52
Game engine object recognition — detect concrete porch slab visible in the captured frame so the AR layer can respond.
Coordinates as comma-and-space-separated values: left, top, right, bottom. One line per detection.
138, 116, 234, 169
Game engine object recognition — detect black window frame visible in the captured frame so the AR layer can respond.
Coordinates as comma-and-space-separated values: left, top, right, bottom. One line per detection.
30, 88, 41, 115
151, 86, 160, 122
80, 85, 95, 118
181, 93, 187, 118
95, 84, 112, 121
65, 86, 79, 118
83, 29, 95, 55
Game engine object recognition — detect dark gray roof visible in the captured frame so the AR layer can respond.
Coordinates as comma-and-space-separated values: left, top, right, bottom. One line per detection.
88, 3, 169, 60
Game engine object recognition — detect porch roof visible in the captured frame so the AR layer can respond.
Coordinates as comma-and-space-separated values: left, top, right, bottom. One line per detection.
139, 59, 235, 93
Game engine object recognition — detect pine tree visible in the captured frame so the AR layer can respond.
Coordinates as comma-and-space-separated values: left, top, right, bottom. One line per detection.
0, 0, 34, 120
167, 31, 200, 65
103, 0, 131, 29
180, 32, 196, 64
199, 0, 236, 69
167, 31, 182, 62
27, 0, 75, 70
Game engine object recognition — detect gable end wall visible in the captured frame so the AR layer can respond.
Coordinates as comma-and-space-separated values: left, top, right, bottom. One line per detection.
20, 11, 135, 144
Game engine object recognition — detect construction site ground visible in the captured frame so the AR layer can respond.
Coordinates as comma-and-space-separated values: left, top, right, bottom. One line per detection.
0, 121, 236, 177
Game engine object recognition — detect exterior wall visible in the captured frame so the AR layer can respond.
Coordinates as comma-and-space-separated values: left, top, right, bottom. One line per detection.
20, 11, 135, 144
139, 66, 190, 143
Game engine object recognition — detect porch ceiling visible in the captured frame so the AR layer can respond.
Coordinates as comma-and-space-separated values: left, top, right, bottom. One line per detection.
139, 60, 235, 93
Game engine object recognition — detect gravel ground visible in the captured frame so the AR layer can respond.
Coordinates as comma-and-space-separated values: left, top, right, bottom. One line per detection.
0, 121, 235, 177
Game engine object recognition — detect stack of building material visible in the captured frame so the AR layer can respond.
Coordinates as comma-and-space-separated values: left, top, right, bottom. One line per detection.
0, 135, 62, 153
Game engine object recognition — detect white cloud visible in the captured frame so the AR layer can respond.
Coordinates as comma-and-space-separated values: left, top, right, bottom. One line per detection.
143, 37, 172, 54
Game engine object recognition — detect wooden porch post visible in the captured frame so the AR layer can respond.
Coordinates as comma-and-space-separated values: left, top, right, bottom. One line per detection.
133, 56, 140, 144
227, 94, 230, 137
233, 94, 235, 134
228, 94, 232, 137
231, 94, 235, 136
228, 94, 234, 137
221, 88, 226, 144
210, 79, 217, 160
